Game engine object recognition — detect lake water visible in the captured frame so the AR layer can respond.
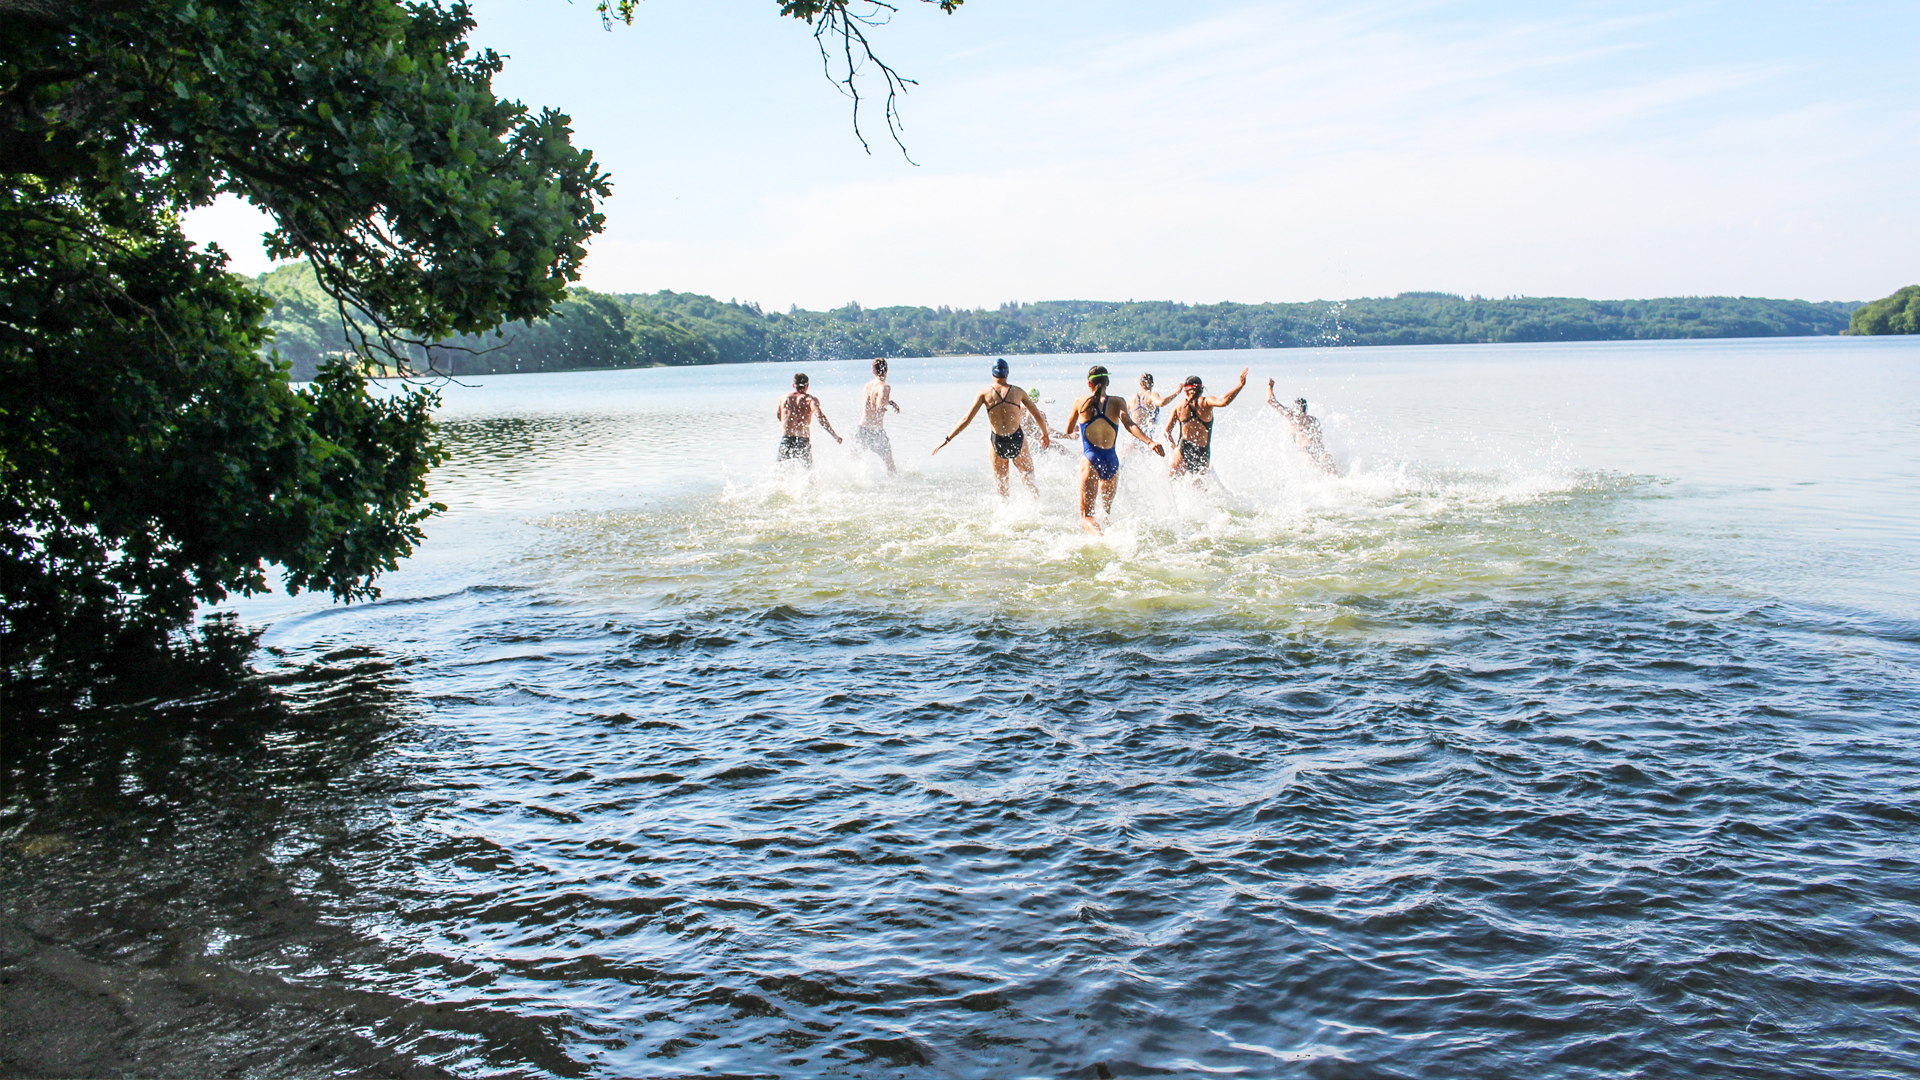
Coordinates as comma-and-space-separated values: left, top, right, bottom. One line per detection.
5, 337, 1919, 1077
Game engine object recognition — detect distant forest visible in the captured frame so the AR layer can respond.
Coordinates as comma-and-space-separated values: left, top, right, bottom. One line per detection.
251, 264, 1861, 380
1848, 285, 1919, 335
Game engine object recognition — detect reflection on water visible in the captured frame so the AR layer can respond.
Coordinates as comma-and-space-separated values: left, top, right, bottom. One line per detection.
0, 625, 578, 1077
7, 339, 1920, 1078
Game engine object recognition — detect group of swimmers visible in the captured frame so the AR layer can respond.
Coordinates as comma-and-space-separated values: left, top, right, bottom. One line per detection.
776, 357, 1335, 534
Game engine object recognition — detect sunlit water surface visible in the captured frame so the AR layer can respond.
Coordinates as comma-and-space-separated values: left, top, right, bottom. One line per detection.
7, 338, 1919, 1078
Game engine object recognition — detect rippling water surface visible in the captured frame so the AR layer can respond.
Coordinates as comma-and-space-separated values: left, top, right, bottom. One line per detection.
6, 338, 1919, 1077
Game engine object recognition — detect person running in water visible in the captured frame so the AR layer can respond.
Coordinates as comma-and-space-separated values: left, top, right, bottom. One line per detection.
1164, 368, 1248, 482
776, 372, 841, 468
1132, 373, 1176, 432
932, 358, 1051, 497
1268, 379, 1336, 474
1020, 387, 1053, 454
856, 358, 901, 472
1059, 365, 1165, 534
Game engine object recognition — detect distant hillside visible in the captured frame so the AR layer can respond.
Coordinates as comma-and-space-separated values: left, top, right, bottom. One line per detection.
251, 264, 712, 380
1848, 285, 1919, 335
246, 267, 1861, 378
614, 290, 1858, 363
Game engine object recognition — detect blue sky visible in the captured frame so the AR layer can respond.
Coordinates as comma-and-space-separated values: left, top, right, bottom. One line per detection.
186, 0, 1918, 308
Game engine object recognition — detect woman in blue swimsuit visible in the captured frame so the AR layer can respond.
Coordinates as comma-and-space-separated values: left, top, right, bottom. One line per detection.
1059, 365, 1165, 535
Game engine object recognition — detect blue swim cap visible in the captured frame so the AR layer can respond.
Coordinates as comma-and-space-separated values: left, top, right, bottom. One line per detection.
991, 358, 1010, 378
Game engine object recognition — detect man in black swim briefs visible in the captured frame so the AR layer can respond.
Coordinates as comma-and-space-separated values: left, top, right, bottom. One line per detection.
1059, 365, 1165, 534
932, 358, 1051, 498
776, 372, 841, 469
1165, 367, 1248, 483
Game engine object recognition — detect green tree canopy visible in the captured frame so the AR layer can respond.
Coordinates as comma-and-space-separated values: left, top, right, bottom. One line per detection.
1848, 285, 1920, 335
2, 0, 608, 668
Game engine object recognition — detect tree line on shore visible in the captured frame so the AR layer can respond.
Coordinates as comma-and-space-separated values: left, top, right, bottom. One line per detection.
1847, 285, 1919, 336
255, 264, 1866, 379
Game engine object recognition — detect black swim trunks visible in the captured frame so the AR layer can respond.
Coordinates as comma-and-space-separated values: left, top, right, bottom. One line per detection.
991, 427, 1025, 461
1179, 439, 1210, 472
855, 425, 892, 458
778, 434, 813, 467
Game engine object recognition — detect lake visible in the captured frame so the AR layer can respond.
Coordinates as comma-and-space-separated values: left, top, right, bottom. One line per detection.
4, 336, 1918, 1078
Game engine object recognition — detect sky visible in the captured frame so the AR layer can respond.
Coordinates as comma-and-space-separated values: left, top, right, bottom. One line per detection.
183, 0, 1919, 309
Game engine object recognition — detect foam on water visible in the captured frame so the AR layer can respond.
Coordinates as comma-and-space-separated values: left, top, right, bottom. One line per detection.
7, 339, 1919, 1079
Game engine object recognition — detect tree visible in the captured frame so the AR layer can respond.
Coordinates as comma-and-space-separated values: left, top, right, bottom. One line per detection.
600, 0, 964, 157
1848, 285, 1920, 335
2, 0, 609, 669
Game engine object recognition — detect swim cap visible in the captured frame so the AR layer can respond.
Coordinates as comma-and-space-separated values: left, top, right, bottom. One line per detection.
991, 358, 1010, 378
1028, 387, 1040, 400
1087, 365, 1110, 385
1296, 397, 1308, 409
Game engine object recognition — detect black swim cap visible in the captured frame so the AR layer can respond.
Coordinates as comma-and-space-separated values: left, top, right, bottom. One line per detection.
1296, 397, 1308, 409
992, 358, 1010, 378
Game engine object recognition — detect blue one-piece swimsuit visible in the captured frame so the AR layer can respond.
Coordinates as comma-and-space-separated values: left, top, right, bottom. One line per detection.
1081, 393, 1121, 480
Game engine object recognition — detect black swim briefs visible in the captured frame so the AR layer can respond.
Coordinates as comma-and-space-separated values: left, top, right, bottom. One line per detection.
991, 427, 1025, 461
778, 434, 813, 466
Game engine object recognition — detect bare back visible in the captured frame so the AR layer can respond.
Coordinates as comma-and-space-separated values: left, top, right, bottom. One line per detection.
1073, 393, 1125, 450
779, 391, 818, 437
984, 382, 1027, 435
1171, 399, 1220, 448
862, 379, 892, 428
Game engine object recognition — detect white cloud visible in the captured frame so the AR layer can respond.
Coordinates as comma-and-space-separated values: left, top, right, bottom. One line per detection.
188, 0, 1920, 306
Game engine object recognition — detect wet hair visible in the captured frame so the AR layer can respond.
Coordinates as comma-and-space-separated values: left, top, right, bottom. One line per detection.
1296, 397, 1308, 410
991, 358, 1010, 379
873, 358, 887, 374
1140, 373, 1155, 388
1087, 365, 1110, 386
793, 372, 809, 388
1183, 375, 1203, 390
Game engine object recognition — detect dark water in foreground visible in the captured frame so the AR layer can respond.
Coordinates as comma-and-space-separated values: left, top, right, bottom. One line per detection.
5, 339, 1919, 1077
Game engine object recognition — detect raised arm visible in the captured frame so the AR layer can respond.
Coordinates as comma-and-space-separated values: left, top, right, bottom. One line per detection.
1021, 394, 1053, 449
1211, 368, 1250, 408
1267, 378, 1297, 418
933, 393, 988, 455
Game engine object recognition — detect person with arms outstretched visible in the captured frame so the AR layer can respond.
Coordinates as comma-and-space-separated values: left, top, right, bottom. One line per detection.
932, 358, 1051, 497
1132, 372, 1176, 433
1164, 368, 1248, 482
856, 358, 901, 472
1268, 380, 1336, 474
1060, 365, 1165, 534
776, 372, 841, 468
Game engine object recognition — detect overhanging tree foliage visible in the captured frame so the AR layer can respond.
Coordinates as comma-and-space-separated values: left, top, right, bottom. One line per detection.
600, 0, 963, 156
2, 0, 609, 666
